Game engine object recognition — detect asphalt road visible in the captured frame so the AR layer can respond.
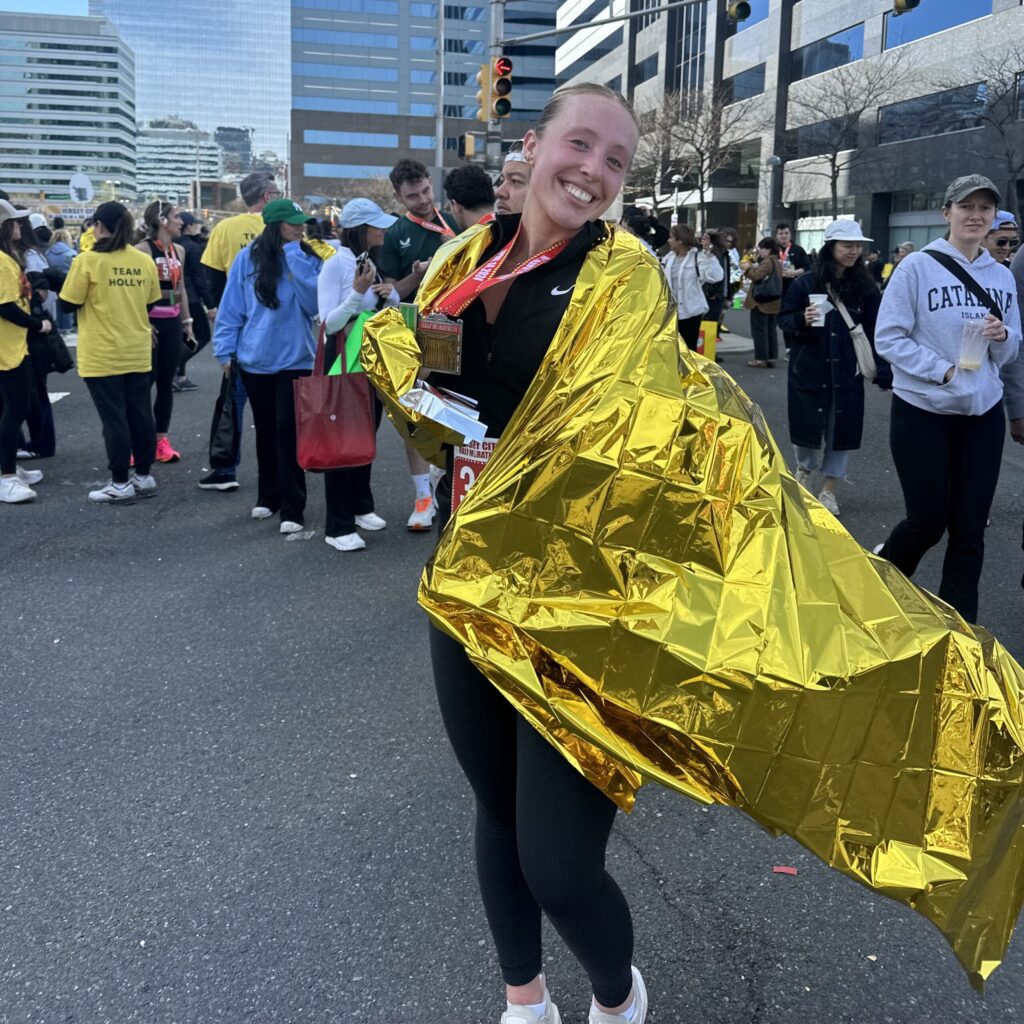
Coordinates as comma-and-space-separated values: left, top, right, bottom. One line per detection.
2, 327, 1023, 1024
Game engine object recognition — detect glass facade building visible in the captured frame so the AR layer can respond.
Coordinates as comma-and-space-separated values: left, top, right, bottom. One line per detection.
0, 13, 136, 200
290, 0, 557, 201
88, 0, 290, 158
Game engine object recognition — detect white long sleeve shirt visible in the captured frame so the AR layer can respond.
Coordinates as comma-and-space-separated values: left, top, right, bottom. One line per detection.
317, 248, 399, 334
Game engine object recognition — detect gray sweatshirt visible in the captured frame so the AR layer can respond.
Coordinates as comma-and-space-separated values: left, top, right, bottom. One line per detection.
875, 238, 1021, 416
1003, 247, 1024, 420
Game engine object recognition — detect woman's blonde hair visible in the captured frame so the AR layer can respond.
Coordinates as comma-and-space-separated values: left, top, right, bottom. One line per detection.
52, 228, 73, 245
535, 82, 638, 137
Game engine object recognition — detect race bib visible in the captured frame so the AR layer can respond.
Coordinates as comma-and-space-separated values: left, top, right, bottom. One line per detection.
451, 437, 498, 513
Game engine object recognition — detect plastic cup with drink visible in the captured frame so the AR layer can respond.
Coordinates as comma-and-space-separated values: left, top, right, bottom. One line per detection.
958, 319, 989, 371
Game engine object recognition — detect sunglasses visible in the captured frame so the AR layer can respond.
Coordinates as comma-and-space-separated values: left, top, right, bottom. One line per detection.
993, 237, 1019, 248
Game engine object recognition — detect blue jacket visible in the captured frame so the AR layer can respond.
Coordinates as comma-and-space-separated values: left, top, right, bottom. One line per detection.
46, 241, 75, 277
212, 240, 321, 373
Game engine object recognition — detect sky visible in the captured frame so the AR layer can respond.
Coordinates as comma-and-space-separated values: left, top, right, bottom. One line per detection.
0, 1, 88, 12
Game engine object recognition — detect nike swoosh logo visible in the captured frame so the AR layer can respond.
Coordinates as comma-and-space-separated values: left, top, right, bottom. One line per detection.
551, 285, 574, 296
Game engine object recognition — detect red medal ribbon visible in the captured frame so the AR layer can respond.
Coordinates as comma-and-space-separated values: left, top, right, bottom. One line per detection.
427, 226, 570, 319
405, 208, 456, 238
477, 212, 496, 226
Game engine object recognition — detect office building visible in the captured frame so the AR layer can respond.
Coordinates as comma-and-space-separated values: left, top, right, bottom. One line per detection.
557, 0, 1024, 253
216, 126, 255, 177
89, 0, 290, 158
0, 12, 136, 201
136, 119, 224, 202
290, 0, 558, 201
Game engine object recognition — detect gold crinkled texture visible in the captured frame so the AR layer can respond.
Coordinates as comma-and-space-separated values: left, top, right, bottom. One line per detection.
361, 225, 1024, 989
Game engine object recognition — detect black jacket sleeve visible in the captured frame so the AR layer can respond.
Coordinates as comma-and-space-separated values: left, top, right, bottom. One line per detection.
183, 238, 215, 308
0, 301, 42, 332
207, 268, 227, 308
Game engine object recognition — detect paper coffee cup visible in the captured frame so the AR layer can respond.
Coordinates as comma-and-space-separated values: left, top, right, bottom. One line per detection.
808, 293, 828, 327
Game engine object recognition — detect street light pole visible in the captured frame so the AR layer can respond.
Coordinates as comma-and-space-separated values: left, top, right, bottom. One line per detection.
435, 0, 446, 184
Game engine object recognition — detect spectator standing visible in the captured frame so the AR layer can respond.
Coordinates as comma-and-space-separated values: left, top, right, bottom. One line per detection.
494, 143, 531, 216
21, 272, 60, 460
378, 158, 459, 532
775, 222, 810, 355
982, 211, 1018, 266
874, 175, 1021, 623
0, 200, 48, 503
701, 229, 731, 328
661, 223, 723, 350
444, 164, 496, 231
741, 237, 783, 367
316, 198, 400, 552
58, 202, 162, 503
211, 199, 321, 532
174, 211, 214, 392
777, 220, 884, 517
1006, 243, 1024, 449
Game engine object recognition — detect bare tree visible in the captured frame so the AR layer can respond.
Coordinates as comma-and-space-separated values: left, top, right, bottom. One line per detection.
626, 88, 772, 224
934, 45, 1024, 219
786, 52, 914, 219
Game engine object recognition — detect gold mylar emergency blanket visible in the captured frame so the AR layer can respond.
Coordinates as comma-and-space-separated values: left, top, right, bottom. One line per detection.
362, 225, 1024, 987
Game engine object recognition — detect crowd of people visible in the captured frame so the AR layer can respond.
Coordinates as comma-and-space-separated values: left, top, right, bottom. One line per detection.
1, 77, 1024, 1022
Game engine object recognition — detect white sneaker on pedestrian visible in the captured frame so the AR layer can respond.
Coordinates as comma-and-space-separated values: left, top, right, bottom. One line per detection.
406, 495, 435, 531
280, 520, 304, 534
589, 967, 647, 1024
325, 532, 366, 552
817, 489, 840, 516
251, 506, 274, 519
795, 466, 811, 489
129, 471, 157, 497
501, 976, 561, 1024
89, 480, 135, 503
872, 542, 884, 555
354, 512, 387, 531
16, 465, 42, 486
0, 476, 36, 503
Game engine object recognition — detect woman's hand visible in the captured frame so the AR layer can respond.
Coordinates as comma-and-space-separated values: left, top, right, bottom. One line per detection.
804, 304, 820, 326
353, 262, 376, 294
370, 283, 393, 300
982, 313, 1008, 341
39, 320, 52, 335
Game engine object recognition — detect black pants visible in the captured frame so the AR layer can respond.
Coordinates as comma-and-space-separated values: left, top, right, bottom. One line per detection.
678, 316, 702, 351
323, 395, 383, 536
177, 305, 210, 375
0, 357, 32, 475
240, 367, 309, 524
750, 309, 778, 362
85, 372, 156, 481
881, 395, 1005, 623
429, 626, 634, 1008
150, 316, 183, 433
706, 297, 725, 324
20, 360, 55, 458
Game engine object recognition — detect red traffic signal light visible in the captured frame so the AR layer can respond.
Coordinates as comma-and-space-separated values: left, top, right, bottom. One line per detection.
491, 56, 513, 118
494, 56, 513, 76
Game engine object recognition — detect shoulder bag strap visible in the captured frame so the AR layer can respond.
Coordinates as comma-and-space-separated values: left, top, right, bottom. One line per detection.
826, 286, 856, 330
924, 250, 1003, 321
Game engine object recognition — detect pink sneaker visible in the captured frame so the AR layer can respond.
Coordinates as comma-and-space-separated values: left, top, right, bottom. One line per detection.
155, 437, 180, 463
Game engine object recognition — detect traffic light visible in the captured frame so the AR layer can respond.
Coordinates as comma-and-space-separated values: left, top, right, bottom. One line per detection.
726, 2, 751, 21
491, 56, 513, 118
892, 0, 920, 12
458, 133, 476, 160
475, 63, 491, 123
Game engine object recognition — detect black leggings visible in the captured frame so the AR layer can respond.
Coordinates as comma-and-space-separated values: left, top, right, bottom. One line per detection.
429, 625, 634, 1007
150, 316, 183, 433
678, 316, 702, 351
0, 357, 32, 474
881, 395, 1005, 623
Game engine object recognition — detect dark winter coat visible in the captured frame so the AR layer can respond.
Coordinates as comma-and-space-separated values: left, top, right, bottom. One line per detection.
777, 271, 882, 451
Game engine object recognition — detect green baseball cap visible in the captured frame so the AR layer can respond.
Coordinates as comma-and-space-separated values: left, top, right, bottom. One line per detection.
262, 198, 316, 226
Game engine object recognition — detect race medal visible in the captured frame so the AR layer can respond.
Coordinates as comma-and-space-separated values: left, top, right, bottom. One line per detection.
416, 312, 464, 375
451, 436, 498, 512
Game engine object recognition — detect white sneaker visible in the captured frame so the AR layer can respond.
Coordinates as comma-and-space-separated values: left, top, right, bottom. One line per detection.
795, 466, 811, 489
589, 967, 647, 1024
354, 512, 387, 531
406, 495, 436, 531
325, 532, 366, 552
129, 471, 157, 497
251, 506, 274, 519
89, 480, 135, 503
280, 520, 304, 534
501, 977, 561, 1024
16, 465, 42, 486
872, 542, 885, 555
818, 489, 840, 516
0, 476, 36, 503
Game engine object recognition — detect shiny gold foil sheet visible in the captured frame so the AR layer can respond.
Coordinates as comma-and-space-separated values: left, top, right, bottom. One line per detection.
362, 226, 1024, 987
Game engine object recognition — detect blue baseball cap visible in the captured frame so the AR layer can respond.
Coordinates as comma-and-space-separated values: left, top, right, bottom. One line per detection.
339, 198, 396, 230
992, 210, 1018, 230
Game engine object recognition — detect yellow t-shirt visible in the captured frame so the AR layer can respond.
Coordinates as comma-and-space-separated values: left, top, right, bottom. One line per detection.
60, 246, 161, 377
200, 212, 264, 273
0, 251, 29, 372
306, 237, 336, 262
79, 227, 95, 252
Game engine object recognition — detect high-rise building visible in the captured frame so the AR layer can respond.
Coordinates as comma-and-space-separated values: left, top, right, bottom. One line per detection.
290, 0, 558, 201
88, 0, 290, 157
215, 126, 255, 177
0, 12, 136, 200
137, 119, 223, 202
556, 0, 1024, 252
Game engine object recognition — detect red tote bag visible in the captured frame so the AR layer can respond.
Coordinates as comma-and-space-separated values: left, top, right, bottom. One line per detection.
294, 323, 377, 470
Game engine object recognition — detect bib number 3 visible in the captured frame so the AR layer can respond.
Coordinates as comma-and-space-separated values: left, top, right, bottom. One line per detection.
451, 437, 498, 513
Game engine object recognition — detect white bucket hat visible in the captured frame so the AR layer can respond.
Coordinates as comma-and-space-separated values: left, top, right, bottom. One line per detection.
823, 219, 872, 244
